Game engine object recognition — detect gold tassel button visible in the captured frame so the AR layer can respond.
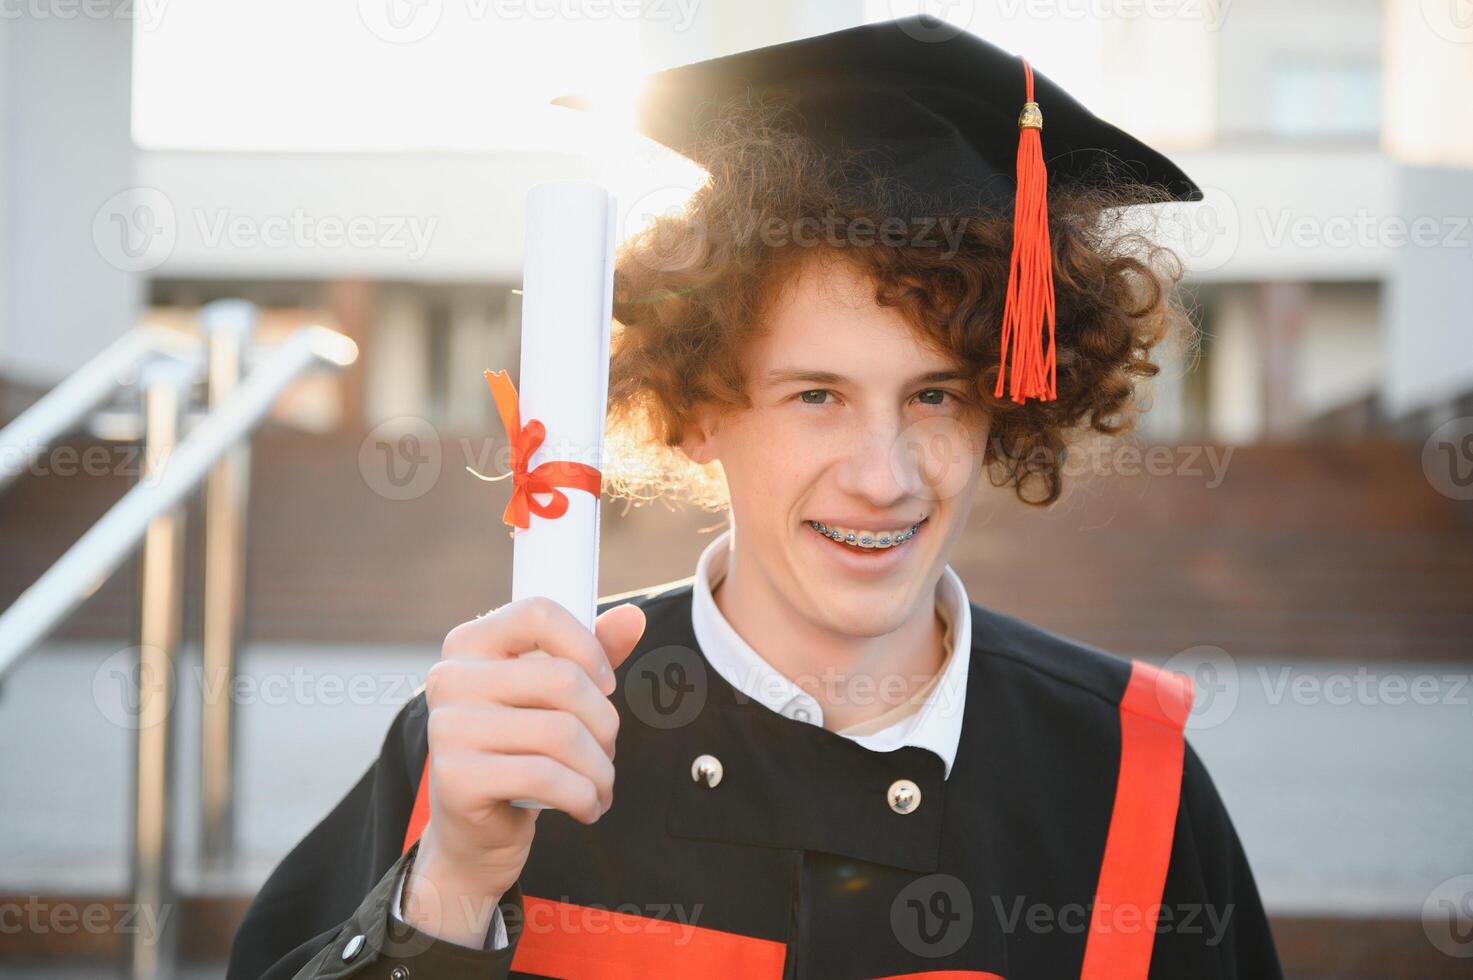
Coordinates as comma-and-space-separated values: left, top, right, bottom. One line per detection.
1018, 101, 1043, 130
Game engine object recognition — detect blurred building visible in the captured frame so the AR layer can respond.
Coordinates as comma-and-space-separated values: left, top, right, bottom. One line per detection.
2, 0, 1470, 443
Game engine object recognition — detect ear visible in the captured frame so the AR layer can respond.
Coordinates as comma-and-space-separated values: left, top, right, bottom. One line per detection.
678, 404, 719, 465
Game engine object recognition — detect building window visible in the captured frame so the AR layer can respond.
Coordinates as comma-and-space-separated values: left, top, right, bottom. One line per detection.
1269, 59, 1381, 142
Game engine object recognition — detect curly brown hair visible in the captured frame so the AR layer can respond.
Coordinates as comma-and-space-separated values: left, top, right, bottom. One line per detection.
601, 93, 1192, 511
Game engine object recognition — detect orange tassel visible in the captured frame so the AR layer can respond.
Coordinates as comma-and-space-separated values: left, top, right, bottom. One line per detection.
995, 57, 1057, 405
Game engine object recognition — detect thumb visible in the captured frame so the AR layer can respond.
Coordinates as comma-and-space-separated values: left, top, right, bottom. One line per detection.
594, 602, 647, 673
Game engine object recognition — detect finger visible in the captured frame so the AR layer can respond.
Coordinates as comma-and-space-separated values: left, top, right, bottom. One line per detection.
443, 596, 614, 694
425, 659, 619, 756
594, 603, 647, 675
438, 751, 605, 824
431, 705, 614, 810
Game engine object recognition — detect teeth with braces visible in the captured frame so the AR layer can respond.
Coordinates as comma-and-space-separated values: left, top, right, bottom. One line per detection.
805, 519, 923, 549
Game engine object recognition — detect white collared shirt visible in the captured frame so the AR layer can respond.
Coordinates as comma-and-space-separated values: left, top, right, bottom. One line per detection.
691, 527, 971, 778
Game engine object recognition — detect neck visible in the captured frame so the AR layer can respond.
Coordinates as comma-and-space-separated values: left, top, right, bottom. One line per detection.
712, 536, 947, 732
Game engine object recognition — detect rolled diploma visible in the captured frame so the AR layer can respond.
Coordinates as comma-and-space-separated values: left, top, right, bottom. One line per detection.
508, 180, 617, 808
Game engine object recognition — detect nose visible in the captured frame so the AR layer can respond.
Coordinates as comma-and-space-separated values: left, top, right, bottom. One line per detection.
834, 412, 915, 510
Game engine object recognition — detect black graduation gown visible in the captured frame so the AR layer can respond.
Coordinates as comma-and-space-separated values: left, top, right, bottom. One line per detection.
226, 581, 1284, 979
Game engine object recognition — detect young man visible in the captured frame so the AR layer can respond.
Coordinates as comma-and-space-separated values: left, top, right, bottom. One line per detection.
228, 17, 1283, 979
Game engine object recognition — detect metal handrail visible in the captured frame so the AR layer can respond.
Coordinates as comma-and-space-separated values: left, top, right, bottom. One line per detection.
131, 356, 192, 978
200, 300, 257, 868
0, 327, 199, 492
0, 311, 357, 979
0, 324, 357, 680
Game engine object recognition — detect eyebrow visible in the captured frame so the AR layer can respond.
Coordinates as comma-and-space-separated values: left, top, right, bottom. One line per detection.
759, 367, 972, 388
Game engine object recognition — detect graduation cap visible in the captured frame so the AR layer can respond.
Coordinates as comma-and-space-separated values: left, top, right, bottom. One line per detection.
553, 15, 1201, 405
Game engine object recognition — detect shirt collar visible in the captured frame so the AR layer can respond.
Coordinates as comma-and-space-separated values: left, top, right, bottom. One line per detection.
690, 527, 971, 778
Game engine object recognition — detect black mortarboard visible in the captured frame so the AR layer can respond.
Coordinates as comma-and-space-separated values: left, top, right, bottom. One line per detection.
553, 15, 1202, 405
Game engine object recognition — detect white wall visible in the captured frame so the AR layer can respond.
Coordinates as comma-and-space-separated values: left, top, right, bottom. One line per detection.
1384, 166, 1473, 416
1160, 148, 1399, 283
1383, 0, 1473, 166
1214, 0, 1382, 141
0, 17, 11, 370
136, 151, 592, 282
0, 9, 139, 386
640, 0, 863, 68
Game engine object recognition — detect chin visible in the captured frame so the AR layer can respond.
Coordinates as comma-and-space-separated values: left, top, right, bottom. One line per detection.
806, 591, 913, 639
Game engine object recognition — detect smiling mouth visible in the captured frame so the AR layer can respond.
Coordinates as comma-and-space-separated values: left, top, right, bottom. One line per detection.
803, 516, 928, 553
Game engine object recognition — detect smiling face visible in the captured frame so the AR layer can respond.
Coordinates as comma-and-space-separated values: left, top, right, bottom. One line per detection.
682, 250, 993, 643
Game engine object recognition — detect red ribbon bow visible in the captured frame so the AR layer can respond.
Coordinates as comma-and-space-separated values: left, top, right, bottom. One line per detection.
472, 369, 603, 531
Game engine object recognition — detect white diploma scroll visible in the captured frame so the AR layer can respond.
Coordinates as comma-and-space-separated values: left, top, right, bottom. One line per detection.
508, 180, 617, 808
